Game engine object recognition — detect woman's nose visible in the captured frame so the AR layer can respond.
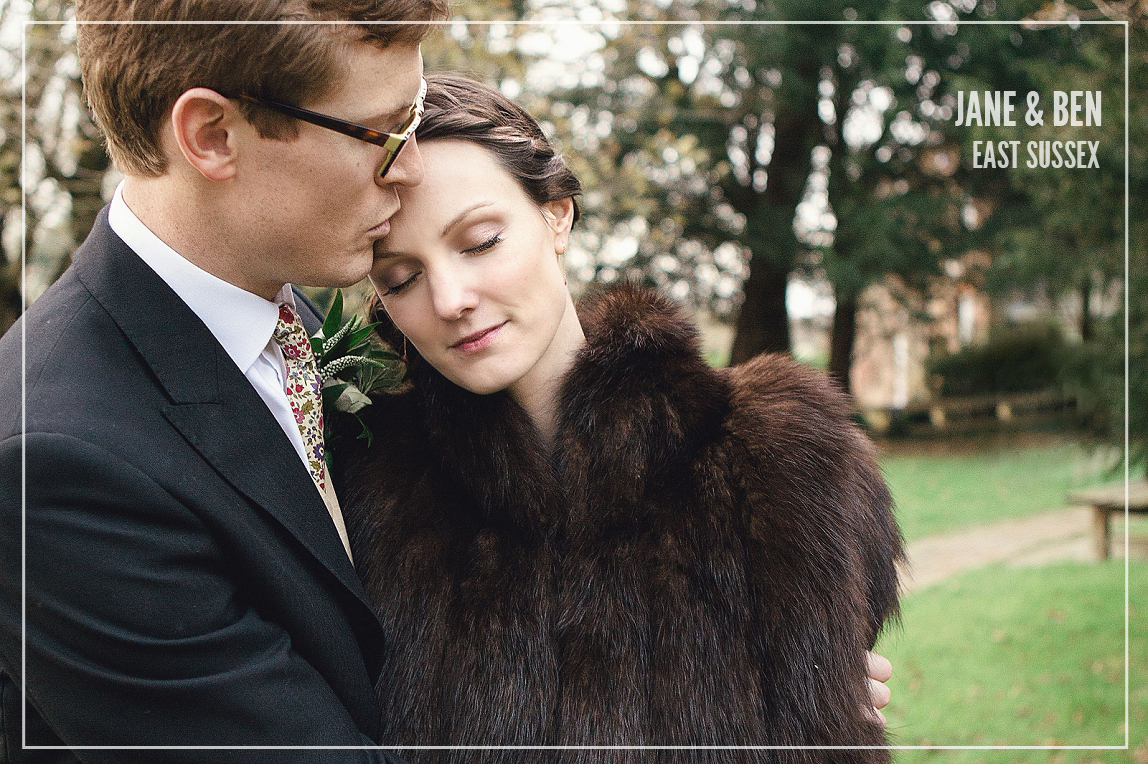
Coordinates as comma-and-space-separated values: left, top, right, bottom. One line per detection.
428, 265, 478, 321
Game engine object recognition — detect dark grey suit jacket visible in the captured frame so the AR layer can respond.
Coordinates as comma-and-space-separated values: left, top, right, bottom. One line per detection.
0, 208, 403, 763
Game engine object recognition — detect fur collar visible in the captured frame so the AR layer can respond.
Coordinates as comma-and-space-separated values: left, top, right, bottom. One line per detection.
555, 284, 729, 516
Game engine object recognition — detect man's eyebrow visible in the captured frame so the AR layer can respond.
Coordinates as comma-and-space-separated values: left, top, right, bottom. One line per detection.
442, 202, 495, 237
352, 104, 409, 130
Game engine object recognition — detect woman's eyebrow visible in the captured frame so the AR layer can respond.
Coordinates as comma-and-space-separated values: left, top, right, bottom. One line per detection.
442, 201, 495, 237
375, 202, 499, 261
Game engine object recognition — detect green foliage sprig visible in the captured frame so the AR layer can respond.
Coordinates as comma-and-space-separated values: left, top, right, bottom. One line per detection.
310, 290, 405, 456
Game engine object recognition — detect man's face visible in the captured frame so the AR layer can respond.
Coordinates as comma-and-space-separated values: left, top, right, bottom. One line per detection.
232, 40, 425, 297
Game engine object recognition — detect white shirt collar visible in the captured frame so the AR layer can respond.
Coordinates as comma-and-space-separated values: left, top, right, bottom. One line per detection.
108, 180, 296, 373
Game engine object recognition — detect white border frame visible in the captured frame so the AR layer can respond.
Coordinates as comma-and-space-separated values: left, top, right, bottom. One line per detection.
22, 14, 1134, 752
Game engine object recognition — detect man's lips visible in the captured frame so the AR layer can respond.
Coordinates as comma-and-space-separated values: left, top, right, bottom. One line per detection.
450, 322, 507, 354
368, 218, 391, 237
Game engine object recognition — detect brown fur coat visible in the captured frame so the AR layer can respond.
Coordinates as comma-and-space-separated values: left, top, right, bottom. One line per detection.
335, 284, 903, 764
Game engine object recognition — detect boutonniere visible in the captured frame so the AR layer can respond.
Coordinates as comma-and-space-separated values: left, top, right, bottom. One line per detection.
310, 290, 405, 452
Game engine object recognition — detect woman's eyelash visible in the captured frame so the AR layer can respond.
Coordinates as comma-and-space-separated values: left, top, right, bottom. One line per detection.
465, 235, 501, 255
382, 233, 501, 296
383, 273, 420, 296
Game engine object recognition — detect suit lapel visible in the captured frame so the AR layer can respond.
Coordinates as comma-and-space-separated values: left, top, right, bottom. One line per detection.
71, 209, 379, 621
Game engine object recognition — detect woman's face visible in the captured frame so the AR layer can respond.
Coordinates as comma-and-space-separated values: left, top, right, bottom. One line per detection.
370, 139, 580, 400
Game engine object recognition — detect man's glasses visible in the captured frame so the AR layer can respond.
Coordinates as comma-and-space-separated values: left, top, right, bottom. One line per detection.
233, 78, 427, 180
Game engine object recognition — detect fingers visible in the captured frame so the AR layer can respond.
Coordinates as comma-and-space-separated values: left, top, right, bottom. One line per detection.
865, 703, 888, 729
868, 676, 891, 711
867, 650, 893, 683
866, 650, 892, 729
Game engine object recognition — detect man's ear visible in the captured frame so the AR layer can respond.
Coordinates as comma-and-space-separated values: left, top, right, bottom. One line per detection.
169, 88, 241, 182
542, 197, 575, 255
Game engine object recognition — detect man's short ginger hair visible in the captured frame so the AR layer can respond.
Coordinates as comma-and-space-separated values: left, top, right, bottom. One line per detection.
76, 0, 449, 176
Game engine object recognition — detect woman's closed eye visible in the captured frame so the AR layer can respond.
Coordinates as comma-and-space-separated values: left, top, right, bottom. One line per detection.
464, 234, 502, 255
382, 271, 421, 296
380, 234, 503, 297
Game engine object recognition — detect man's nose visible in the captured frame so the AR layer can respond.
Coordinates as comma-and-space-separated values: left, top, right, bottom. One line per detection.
380, 134, 424, 188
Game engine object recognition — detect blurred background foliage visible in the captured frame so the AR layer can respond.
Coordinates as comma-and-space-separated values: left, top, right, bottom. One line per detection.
1, 0, 1142, 467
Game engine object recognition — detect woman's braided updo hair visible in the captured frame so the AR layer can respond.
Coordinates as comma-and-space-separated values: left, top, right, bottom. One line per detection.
368, 73, 582, 362
414, 73, 582, 222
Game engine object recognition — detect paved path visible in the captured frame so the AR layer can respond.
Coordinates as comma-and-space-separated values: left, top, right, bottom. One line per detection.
898, 507, 1108, 595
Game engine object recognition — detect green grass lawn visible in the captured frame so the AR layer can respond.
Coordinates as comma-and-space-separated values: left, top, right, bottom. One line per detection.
876, 560, 1144, 763
879, 439, 1124, 542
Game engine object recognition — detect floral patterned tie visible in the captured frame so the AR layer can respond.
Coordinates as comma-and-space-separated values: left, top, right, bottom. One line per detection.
272, 303, 327, 493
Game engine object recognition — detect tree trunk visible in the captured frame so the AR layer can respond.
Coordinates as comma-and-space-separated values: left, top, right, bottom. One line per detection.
828, 292, 857, 396
717, 28, 829, 366
730, 258, 791, 365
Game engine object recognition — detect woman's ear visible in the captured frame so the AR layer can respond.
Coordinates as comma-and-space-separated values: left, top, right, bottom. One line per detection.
542, 197, 575, 255
169, 88, 240, 182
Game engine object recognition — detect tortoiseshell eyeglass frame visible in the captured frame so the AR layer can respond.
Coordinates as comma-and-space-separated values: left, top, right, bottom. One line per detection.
232, 77, 427, 179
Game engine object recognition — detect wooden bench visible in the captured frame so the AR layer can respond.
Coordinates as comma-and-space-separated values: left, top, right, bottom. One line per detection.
1067, 480, 1148, 560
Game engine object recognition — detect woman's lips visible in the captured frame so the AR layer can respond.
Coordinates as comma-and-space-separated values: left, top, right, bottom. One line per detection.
450, 322, 506, 355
